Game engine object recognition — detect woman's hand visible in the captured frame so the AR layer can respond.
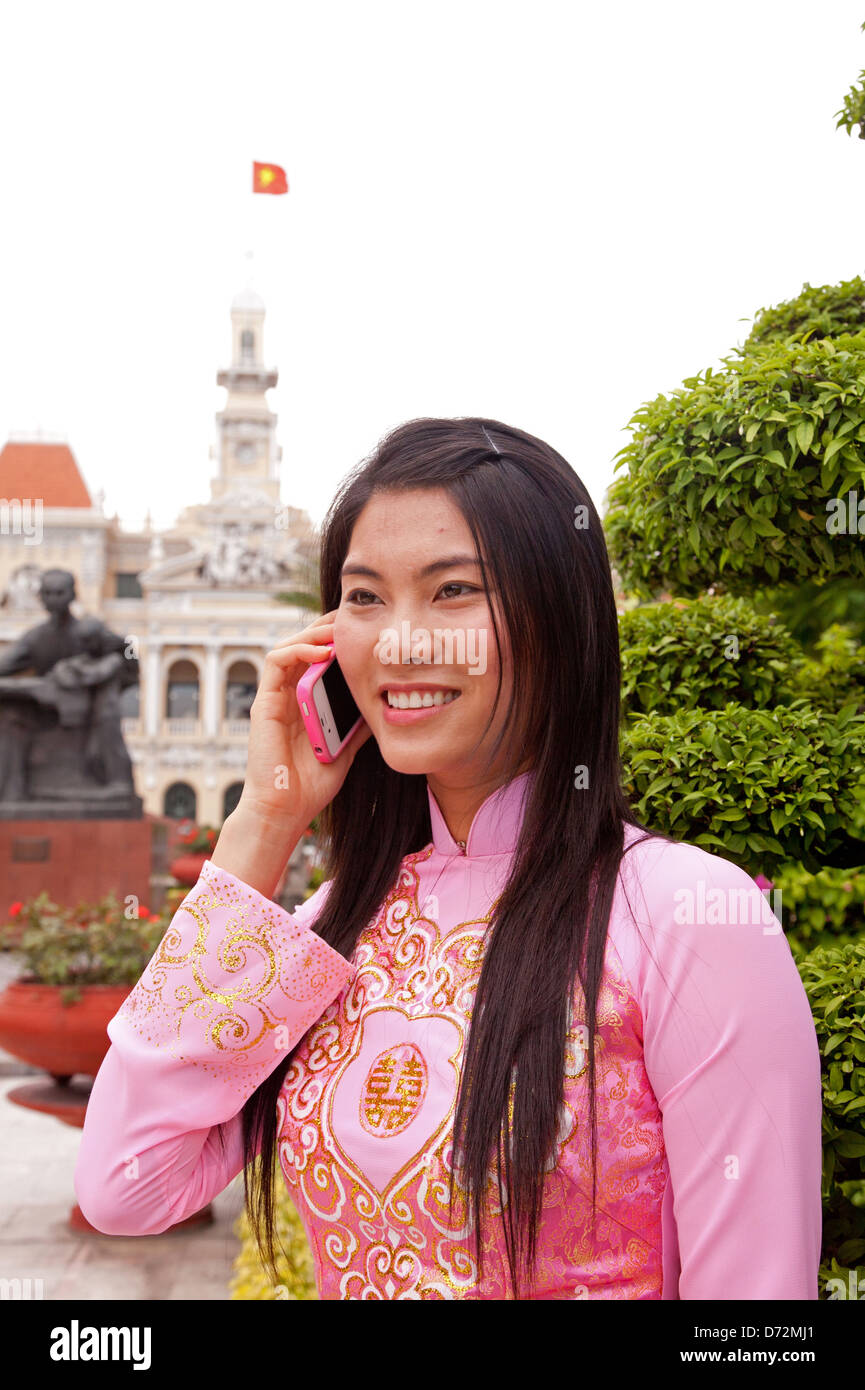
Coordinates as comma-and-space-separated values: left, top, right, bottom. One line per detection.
235, 609, 372, 829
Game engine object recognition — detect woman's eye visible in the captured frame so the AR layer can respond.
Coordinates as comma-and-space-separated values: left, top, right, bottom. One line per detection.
344, 590, 380, 606
437, 582, 479, 599
344, 583, 479, 605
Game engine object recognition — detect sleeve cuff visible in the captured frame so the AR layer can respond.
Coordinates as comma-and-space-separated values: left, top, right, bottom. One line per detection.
108, 857, 353, 1093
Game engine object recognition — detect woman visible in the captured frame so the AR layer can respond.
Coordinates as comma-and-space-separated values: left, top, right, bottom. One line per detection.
74, 416, 823, 1299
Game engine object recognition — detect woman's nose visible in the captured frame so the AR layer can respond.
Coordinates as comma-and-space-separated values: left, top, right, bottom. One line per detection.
372, 615, 432, 667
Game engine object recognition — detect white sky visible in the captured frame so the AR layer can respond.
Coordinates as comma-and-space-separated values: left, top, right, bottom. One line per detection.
2, 1, 864, 533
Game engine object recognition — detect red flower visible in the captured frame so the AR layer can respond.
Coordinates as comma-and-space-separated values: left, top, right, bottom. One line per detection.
138, 907, 151, 919
8, 901, 23, 917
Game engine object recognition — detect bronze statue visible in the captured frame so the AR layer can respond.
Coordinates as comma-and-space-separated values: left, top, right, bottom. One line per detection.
0, 569, 141, 816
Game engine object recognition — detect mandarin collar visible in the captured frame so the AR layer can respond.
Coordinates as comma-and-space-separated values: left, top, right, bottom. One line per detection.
426, 770, 535, 858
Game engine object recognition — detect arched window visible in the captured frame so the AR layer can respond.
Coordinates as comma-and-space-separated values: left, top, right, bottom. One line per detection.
241, 329, 255, 361
222, 781, 244, 818
164, 781, 197, 820
166, 659, 199, 718
225, 660, 257, 719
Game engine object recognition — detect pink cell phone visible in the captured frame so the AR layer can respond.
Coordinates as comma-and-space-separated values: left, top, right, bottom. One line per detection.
295, 648, 365, 763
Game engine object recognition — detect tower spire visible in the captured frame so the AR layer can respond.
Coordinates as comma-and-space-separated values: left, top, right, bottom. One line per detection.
209, 285, 281, 506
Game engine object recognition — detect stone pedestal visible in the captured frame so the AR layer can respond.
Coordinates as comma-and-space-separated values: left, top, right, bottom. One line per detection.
0, 796, 144, 821
0, 815, 154, 915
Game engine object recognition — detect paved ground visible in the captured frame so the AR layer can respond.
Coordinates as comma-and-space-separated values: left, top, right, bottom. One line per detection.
0, 950, 245, 1301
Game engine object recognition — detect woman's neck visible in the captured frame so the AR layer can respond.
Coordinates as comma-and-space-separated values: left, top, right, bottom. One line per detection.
426, 761, 532, 847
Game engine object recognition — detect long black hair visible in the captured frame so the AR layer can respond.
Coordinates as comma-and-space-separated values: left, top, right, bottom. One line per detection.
239, 416, 654, 1298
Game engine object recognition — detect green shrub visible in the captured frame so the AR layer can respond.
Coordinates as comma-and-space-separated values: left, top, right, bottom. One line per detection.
743, 276, 865, 352
787, 622, 865, 715
798, 939, 865, 1281
620, 702, 865, 877
619, 597, 865, 721
819, 1254, 865, 1300
604, 332, 865, 597
774, 862, 865, 959
619, 595, 801, 716
836, 26, 865, 144
751, 576, 865, 653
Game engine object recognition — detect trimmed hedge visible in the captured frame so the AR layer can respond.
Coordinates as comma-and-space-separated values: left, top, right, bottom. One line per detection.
620, 595, 801, 716
620, 701, 865, 878
743, 276, 865, 352
789, 622, 865, 715
799, 939, 865, 1283
621, 598, 865, 720
775, 862, 865, 959
604, 332, 865, 597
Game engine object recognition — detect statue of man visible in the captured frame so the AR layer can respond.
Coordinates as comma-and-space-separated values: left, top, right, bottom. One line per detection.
0, 568, 138, 802
54, 619, 135, 790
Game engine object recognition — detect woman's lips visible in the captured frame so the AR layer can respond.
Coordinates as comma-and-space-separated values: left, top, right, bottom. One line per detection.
379, 689, 462, 725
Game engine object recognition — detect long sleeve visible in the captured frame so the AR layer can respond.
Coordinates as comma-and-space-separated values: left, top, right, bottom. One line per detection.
614, 837, 824, 1300
74, 859, 352, 1236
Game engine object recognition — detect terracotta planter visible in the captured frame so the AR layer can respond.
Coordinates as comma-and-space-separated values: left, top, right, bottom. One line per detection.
0, 981, 131, 1080
168, 852, 209, 887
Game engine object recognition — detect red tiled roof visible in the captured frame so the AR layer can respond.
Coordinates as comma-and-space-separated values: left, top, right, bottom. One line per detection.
0, 442, 93, 508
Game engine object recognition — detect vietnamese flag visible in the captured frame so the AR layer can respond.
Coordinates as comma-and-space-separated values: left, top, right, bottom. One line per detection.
253, 161, 289, 195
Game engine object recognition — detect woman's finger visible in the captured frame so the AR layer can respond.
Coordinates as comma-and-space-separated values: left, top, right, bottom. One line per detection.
253, 642, 333, 699
268, 616, 335, 651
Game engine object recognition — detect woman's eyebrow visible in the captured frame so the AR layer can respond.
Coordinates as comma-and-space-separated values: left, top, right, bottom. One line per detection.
340, 555, 482, 581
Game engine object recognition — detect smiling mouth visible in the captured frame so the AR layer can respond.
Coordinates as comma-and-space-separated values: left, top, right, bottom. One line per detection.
381, 689, 461, 709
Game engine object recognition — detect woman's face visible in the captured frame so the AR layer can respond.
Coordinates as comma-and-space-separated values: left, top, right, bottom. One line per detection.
333, 488, 518, 783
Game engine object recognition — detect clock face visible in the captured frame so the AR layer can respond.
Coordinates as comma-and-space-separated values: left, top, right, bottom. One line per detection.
236, 442, 255, 465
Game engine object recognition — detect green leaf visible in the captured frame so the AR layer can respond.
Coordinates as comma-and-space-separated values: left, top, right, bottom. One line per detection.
822, 436, 848, 468
834, 1131, 865, 1159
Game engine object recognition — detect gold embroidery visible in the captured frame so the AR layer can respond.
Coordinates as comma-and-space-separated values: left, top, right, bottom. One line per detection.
278, 849, 667, 1299
115, 871, 350, 1094
360, 1044, 428, 1136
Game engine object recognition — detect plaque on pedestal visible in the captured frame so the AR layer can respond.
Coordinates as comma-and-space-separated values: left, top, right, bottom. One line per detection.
0, 817, 154, 916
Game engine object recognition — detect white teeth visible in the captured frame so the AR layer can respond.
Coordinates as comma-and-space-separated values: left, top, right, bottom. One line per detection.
385, 689, 460, 709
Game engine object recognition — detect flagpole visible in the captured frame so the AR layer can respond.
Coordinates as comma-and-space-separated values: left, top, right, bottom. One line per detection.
247, 160, 290, 305
243, 159, 256, 296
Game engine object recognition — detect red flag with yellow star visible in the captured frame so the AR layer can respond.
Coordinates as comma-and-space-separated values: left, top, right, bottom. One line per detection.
252, 162, 288, 195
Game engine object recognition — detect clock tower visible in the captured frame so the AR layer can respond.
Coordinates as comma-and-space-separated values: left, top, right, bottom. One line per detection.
209, 287, 281, 506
